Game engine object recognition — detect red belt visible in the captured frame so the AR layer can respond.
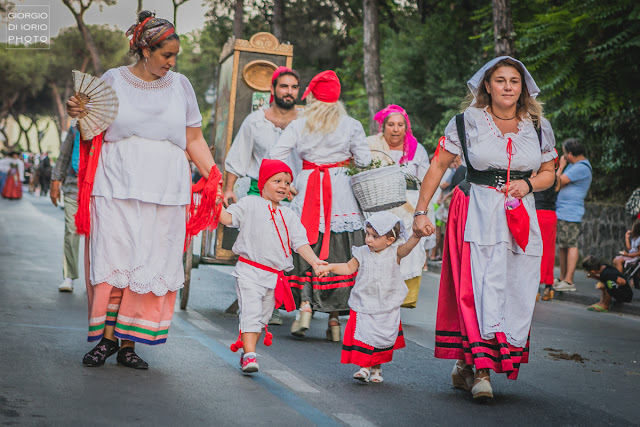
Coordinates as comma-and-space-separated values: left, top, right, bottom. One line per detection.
238, 256, 295, 312
301, 159, 350, 260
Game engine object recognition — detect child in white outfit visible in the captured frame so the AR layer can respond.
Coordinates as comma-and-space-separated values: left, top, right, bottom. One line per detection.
218, 159, 326, 373
316, 211, 421, 383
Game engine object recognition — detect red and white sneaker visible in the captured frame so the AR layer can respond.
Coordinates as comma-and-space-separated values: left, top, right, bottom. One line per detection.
241, 354, 259, 373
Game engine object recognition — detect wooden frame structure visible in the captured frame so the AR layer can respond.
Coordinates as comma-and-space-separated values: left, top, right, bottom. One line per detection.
202, 32, 293, 264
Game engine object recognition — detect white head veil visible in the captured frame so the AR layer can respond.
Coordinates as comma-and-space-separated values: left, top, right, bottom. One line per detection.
467, 56, 540, 100
365, 211, 408, 241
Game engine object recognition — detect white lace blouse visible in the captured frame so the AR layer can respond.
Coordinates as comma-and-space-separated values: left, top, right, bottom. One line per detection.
92, 67, 202, 206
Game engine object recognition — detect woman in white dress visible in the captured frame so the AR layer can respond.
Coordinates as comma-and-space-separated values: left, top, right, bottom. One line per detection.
66, 11, 220, 370
366, 104, 432, 308
270, 70, 372, 341
413, 57, 557, 399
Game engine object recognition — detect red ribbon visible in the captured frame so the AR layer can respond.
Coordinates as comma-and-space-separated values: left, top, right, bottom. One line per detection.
433, 136, 446, 163
301, 159, 349, 260
503, 137, 530, 252
238, 256, 295, 312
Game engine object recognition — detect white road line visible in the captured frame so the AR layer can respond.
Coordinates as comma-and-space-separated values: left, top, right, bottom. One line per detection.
185, 307, 221, 331
265, 369, 321, 393
334, 413, 377, 427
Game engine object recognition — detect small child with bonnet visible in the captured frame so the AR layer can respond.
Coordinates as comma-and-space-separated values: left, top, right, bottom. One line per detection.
316, 211, 421, 383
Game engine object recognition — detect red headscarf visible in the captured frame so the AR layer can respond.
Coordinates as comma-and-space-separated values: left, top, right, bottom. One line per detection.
270, 66, 298, 103
126, 14, 175, 51
258, 159, 293, 194
301, 70, 340, 103
373, 104, 419, 164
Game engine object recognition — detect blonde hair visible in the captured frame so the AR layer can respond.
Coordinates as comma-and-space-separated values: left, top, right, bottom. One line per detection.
463, 58, 544, 126
302, 93, 347, 135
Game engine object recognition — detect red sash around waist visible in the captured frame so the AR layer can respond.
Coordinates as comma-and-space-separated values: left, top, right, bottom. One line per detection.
301, 159, 350, 260
238, 256, 295, 312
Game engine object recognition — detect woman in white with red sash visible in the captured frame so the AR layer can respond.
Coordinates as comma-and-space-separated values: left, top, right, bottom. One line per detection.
413, 57, 557, 400
270, 70, 372, 341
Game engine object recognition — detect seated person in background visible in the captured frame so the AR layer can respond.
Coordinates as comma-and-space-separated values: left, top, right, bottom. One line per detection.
582, 255, 633, 312
613, 219, 640, 273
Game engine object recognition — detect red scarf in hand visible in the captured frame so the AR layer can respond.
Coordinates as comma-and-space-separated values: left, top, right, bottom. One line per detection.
185, 165, 222, 250
74, 133, 104, 236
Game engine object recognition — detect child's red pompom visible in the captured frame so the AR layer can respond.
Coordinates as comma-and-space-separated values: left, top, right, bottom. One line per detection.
230, 343, 239, 352
263, 329, 273, 346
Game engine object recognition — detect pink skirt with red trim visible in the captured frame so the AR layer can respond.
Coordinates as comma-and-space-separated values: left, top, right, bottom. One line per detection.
341, 309, 405, 367
434, 187, 529, 380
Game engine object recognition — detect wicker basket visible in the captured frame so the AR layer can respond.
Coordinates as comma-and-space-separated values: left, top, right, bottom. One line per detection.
351, 151, 407, 212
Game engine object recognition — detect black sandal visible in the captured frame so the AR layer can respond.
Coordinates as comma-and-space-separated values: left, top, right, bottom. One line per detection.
82, 337, 119, 367
117, 347, 149, 370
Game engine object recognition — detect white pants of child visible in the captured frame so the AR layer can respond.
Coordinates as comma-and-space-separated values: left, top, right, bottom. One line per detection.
236, 279, 275, 333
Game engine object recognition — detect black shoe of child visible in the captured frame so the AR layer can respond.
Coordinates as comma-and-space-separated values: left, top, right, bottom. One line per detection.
117, 347, 149, 370
82, 337, 120, 367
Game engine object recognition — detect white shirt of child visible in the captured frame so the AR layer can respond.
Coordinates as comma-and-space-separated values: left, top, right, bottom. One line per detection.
227, 195, 309, 289
348, 245, 408, 314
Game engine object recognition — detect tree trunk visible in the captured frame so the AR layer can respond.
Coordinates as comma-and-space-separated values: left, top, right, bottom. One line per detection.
492, 0, 515, 56
362, 0, 384, 135
272, 0, 286, 42
233, 0, 244, 39
62, 0, 103, 75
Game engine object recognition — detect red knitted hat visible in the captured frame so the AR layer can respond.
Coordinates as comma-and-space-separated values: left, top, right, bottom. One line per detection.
301, 70, 341, 103
258, 159, 293, 194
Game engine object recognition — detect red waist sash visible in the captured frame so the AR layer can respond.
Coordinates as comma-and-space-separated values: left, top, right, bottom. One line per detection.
301, 159, 350, 260
238, 256, 295, 312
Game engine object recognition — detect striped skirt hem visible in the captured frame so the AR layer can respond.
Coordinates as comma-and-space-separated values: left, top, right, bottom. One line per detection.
341, 309, 405, 367
87, 282, 176, 345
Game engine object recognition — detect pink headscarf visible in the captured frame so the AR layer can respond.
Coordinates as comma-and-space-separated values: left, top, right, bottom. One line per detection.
373, 104, 418, 164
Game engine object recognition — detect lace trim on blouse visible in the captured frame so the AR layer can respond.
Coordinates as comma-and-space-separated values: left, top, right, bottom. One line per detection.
118, 66, 174, 91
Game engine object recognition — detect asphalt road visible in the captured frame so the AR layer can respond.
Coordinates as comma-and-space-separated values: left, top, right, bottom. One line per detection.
1, 192, 639, 426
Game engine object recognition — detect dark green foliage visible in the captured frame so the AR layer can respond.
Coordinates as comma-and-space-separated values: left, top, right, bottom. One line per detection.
518, 0, 640, 200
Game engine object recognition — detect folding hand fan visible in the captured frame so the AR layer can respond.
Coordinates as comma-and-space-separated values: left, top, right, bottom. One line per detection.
71, 70, 119, 140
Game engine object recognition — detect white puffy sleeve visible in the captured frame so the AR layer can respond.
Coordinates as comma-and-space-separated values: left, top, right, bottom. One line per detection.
351, 245, 366, 265
225, 197, 248, 228
349, 119, 372, 167
225, 117, 254, 178
413, 144, 430, 181
539, 117, 558, 163
99, 68, 116, 86
179, 74, 203, 127
443, 115, 462, 156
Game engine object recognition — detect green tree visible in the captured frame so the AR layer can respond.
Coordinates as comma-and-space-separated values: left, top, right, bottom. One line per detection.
517, 0, 640, 200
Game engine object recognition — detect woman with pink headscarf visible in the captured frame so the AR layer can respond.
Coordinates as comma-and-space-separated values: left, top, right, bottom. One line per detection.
366, 105, 432, 308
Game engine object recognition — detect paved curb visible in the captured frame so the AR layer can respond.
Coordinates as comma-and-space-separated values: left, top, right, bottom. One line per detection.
552, 289, 640, 317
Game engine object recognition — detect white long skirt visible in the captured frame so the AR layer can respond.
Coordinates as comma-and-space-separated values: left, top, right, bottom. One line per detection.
90, 196, 186, 296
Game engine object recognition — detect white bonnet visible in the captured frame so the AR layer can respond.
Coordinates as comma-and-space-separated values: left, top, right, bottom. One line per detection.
467, 56, 540, 99
365, 211, 408, 241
